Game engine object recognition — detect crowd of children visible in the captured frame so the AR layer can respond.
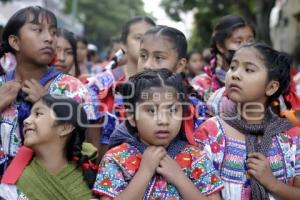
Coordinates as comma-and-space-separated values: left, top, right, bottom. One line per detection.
0, 5, 300, 200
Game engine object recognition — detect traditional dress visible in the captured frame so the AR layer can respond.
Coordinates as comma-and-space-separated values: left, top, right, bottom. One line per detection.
0, 68, 98, 175
0, 147, 93, 200
194, 116, 300, 199
95, 124, 223, 199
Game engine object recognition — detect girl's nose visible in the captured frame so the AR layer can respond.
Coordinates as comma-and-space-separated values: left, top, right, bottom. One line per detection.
44, 30, 54, 43
157, 111, 169, 125
23, 115, 32, 126
56, 49, 65, 61
144, 58, 154, 69
231, 70, 241, 80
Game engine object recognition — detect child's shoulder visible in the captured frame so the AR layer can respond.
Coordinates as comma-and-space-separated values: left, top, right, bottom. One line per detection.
179, 144, 209, 161
105, 143, 141, 158
194, 117, 222, 139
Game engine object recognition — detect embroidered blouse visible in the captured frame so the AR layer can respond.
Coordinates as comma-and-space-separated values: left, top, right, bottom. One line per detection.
194, 116, 300, 200
93, 143, 223, 199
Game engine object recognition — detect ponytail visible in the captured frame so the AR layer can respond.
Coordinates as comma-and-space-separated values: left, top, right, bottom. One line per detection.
67, 129, 97, 189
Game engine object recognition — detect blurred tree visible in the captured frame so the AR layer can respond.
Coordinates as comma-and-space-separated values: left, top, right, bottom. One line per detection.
65, 0, 146, 50
161, 0, 275, 50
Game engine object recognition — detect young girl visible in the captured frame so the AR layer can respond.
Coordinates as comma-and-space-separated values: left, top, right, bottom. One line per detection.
191, 15, 255, 100
137, 25, 187, 73
0, 94, 97, 199
0, 6, 97, 175
93, 69, 223, 199
121, 16, 155, 78
193, 43, 300, 199
186, 50, 206, 80
54, 28, 81, 77
109, 25, 207, 148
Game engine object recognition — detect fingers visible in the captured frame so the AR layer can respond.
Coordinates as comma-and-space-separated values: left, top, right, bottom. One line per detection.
248, 152, 266, 161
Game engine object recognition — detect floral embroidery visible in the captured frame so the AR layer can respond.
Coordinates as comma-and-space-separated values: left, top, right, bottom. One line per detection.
194, 116, 300, 199
93, 143, 223, 199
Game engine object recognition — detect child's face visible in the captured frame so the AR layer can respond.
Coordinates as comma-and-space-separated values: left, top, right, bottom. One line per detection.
54, 36, 74, 73
221, 26, 254, 59
125, 21, 153, 63
138, 35, 181, 72
23, 100, 62, 148
16, 18, 57, 65
129, 87, 183, 147
188, 53, 205, 75
225, 47, 272, 105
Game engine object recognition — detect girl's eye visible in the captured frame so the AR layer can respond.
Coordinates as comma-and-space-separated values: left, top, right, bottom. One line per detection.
140, 53, 148, 60
35, 112, 43, 117
51, 29, 57, 36
245, 68, 254, 73
229, 65, 236, 71
147, 107, 156, 114
33, 28, 42, 33
66, 50, 73, 55
169, 107, 178, 113
234, 40, 242, 45
156, 56, 164, 61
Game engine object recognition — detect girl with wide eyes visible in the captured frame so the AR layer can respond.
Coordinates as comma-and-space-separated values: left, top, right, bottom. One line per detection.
194, 43, 300, 200
93, 69, 222, 200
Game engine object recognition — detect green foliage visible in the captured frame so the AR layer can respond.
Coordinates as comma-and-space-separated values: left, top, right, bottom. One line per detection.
65, 0, 146, 50
161, 0, 273, 50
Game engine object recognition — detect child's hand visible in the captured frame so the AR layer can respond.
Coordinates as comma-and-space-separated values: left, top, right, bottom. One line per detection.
247, 152, 277, 190
0, 80, 21, 109
156, 155, 184, 185
140, 146, 166, 176
22, 79, 47, 103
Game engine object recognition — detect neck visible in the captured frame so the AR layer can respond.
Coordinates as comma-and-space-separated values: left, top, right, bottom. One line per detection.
15, 57, 48, 81
34, 144, 68, 174
123, 58, 137, 79
240, 103, 266, 124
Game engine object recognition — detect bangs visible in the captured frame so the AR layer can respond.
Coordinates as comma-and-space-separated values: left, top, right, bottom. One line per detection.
24, 6, 57, 27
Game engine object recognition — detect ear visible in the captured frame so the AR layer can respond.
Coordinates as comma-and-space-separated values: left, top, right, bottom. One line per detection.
175, 58, 187, 73
216, 43, 225, 54
58, 124, 75, 137
265, 80, 280, 96
127, 112, 136, 128
8, 35, 20, 52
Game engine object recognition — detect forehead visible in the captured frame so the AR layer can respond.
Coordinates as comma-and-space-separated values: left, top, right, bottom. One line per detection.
57, 37, 72, 48
233, 47, 266, 67
139, 87, 179, 103
140, 35, 177, 54
230, 26, 254, 39
129, 21, 153, 35
25, 11, 57, 27
31, 100, 49, 111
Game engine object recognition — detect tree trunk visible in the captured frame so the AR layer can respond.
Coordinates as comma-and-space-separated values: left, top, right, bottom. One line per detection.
255, 0, 276, 45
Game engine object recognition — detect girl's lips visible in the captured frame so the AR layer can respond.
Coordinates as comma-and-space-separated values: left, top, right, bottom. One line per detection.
40, 47, 54, 55
155, 131, 170, 139
229, 83, 241, 90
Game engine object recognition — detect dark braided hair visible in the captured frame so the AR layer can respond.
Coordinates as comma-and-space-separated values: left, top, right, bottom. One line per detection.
239, 43, 291, 104
210, 15, 255, 67
39, 94, 96, 188
141, 25, 187, 60
116, 68, 192, 141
